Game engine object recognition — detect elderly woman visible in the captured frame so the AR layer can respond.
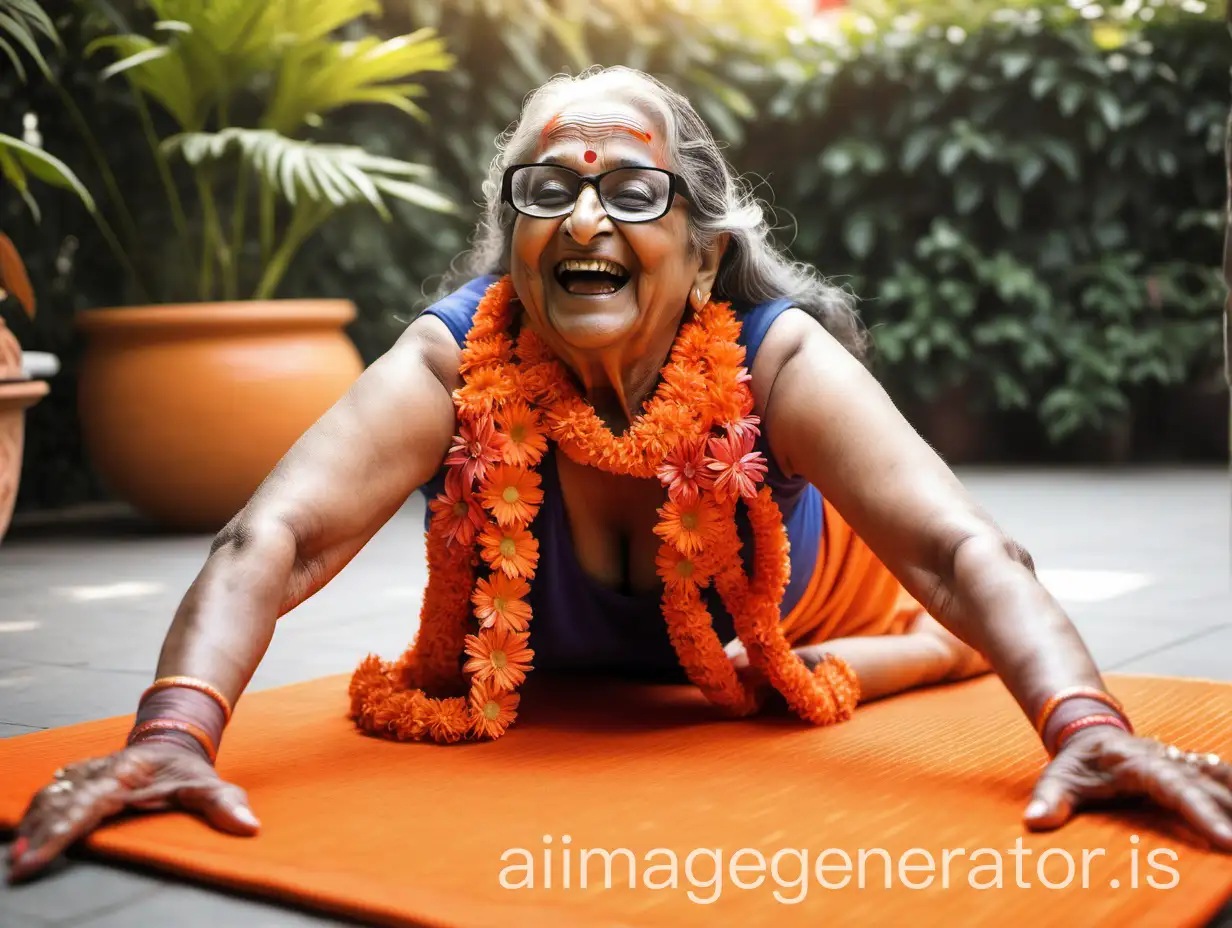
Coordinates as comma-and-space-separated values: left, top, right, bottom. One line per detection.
9, 66, 1232, 881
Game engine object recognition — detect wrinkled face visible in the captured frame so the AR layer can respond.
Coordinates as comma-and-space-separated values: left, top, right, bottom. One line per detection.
509, 97, 701, 355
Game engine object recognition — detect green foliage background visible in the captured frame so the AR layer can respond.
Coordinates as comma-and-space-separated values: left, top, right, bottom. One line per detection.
2, 0, 1227, 511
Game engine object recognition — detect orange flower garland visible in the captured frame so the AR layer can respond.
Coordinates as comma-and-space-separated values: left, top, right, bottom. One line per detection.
348, 276, 860, 743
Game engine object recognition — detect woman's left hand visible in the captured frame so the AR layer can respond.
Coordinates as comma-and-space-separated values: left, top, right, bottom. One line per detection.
1025, 725, 1232, 851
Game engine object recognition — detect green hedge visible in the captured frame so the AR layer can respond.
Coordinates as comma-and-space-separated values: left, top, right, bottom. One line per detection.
4, 0, 1227, 511
746, 0, 1226, 444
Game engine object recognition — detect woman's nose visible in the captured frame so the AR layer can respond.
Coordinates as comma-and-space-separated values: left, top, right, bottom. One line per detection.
563, 186, 610, 244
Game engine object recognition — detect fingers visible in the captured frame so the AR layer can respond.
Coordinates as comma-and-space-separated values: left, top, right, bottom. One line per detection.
1024, 752, 1084, 831
8, 767, 127, 883
1191, 766, 1232, 814
1194, 757, 1232, 794
175, 781, 261, 836
1140, 760, 1232, 851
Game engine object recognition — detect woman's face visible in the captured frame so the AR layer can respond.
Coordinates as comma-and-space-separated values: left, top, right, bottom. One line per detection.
509, 97, 719, 359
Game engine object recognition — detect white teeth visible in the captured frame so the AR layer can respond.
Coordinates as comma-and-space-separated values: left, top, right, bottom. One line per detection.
556, 258, 629, 277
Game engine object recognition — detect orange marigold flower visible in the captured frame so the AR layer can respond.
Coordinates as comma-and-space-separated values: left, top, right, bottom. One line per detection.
674, 323, 712, 365
696, 304, 740, 342
706, 374, 753, 424
517, 365, 557, 404
427, 479, 487, 547
515, 329, 556, 365
463, 628, 533, 691
655, 436, 714, 505
479, 464, 544, 528
545, 397, 594, 445
387, 691, 431, 741
654, 497, 722, 557
445, 415, 501, 486
424, 696, 471, 743
478, 523, 540, 578
455, 365, 518, 416
460, 335, 512, 373
471, 573, 532, 633
519, 359, 571, 404
706, 339, 746, 371
706, 429, 768, 502
469, 681, 520, 739
494, 401, 548, 467
661, 363, 709, 407
656, 543, 707, 592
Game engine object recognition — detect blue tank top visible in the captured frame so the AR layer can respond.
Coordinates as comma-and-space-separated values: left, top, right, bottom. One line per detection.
417, 276, 824, 679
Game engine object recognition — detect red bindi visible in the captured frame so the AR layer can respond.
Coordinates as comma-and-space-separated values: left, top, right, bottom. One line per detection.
583, 149, 597, 163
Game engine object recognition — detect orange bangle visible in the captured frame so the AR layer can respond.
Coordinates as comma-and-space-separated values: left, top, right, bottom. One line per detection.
1052, 714, 1131, 754
142, 675, 233, 723
128, 718, 218, 763
1035, 686, 1126, 736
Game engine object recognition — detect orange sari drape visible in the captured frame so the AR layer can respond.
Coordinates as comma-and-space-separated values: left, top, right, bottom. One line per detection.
779, 498, 925, 646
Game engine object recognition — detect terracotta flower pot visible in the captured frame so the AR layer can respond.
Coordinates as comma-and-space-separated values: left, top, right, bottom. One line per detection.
76, 300, 364, 532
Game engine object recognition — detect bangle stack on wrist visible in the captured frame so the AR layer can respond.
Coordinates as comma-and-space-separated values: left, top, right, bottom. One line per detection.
1035, 685, 1133, 756
127, 675, 233, 764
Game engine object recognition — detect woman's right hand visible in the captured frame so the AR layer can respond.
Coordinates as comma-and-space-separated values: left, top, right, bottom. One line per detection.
6, 740, 259, 883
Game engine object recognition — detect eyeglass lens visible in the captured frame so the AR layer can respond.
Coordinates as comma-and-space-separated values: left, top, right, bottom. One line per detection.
509, 166, 672, 221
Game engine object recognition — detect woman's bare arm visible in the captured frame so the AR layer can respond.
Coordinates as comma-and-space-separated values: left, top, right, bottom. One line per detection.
751, 309, 1232, 851
749, 308, 1101, 724
154, 314, 462, 707
6, 316, 465, 883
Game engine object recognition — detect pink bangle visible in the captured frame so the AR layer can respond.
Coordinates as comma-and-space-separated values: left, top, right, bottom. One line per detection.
1052, 713, 1131, 755
128, 718, 218, 763
1035, 686, 1127, 736
141, 675, 233, 722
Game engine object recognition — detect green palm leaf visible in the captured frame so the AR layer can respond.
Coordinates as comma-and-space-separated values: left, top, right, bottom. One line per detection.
161, 128, 456, 219
139, 0, 383, 86
0, 132, 96, 222
264, 29, 454, 135
275, 0, 383, 45
86, 34, 202, 130
0, 0, 61, 81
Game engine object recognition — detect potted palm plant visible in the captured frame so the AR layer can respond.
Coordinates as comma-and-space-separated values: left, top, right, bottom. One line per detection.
50, 0, 457, 530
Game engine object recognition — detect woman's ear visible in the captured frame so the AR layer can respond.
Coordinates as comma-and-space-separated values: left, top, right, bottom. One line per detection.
690, 232, 730, 310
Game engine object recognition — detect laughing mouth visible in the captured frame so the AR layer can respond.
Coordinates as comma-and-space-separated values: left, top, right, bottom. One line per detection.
554, 258, 631, 296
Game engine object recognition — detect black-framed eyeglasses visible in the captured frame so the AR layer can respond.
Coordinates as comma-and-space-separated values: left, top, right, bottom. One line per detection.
500, 163, 690, 223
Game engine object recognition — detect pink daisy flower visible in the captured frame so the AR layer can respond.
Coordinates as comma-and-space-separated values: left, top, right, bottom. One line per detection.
705, 428, 768, 502
445, 414, 501, 486
427, 480, 487, 548
725, 414, 762, 444
655, 437, 714, 505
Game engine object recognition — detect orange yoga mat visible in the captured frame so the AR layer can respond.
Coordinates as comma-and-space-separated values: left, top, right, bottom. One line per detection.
3, 673, 1232, 927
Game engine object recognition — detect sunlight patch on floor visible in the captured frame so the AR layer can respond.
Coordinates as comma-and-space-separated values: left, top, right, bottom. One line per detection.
0, 621, 39, 633
1036, 569, 1152, 604
53, 581, 165, 602
383, 587, 425, 602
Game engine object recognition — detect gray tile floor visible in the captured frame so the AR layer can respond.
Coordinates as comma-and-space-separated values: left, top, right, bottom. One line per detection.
1, 468, 1230, 925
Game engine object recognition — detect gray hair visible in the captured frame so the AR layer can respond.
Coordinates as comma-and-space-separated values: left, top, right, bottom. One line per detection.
441, 65, 869, 361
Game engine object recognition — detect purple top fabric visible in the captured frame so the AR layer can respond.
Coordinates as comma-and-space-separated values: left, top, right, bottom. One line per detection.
418, 276, 825, 679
